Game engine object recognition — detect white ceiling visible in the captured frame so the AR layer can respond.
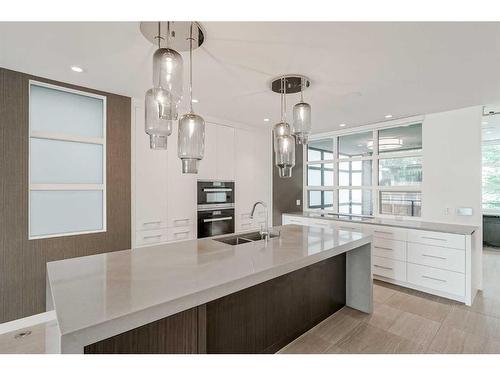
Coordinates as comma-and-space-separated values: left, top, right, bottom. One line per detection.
2, 22, 500, 133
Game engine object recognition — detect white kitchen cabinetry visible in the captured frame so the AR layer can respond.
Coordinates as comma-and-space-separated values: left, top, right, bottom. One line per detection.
198, 123, 235, 181
281, 213, 477, 305
234, 128, 271, 233
134, 106, 168, 234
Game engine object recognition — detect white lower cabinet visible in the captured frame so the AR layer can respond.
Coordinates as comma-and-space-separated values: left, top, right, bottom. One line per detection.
167, 226, 195, 242
372, 256, 407, 282
135, 229, 169, 246
281, 213, 473, 304
407, 263, 465, 297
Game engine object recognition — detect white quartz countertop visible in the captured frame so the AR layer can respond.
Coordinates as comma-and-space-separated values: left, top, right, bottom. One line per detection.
46, 225, 371, 349
285, 212, 477, 235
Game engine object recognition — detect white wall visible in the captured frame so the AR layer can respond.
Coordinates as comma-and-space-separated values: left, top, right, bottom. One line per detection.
421, 105, 483, 228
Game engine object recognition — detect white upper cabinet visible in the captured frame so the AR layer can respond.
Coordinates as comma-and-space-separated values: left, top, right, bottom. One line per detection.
235, 128, 256, 231
134, 105, 168, 232
216, 125, 235, 181
198, 122, 217, 180
198, 123, 235, 181
166, 122, 197, 231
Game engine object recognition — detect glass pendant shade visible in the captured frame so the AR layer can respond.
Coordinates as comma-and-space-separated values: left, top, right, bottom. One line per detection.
153, 47, 183, 104
293, 101, 311, 144
145, 88, 173, 150
274, 134, 296, 178
178, 113, 205, 173
273, 121, 292, 150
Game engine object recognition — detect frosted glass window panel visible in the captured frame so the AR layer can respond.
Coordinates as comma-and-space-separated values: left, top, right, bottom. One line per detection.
307, 190, 334, 210
30, 190, 104, 237
30, 138, 103, 184
307, 163, 334, 186
379, 157, 422, 186
380, 191, 421, 217
30, 84, 104, 138
378, 123, 422, 154
307, 139, 333, 161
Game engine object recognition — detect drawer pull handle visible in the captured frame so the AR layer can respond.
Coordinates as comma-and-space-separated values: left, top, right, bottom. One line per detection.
314, 222, 328, 226
374, 230, 392, 235
174, 231, 189, 237
421, 236, 447, 242
143, 234, 162, 240
339, 227, 356, 230
374, 246, 393, 251
422, 254, 447, 260
143, 221, 161, 225
174, 219, 189, 224
422, 275, 447, 283
374, 265, 393, 271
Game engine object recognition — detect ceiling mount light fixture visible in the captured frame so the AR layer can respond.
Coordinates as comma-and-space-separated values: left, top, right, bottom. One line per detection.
71, 66, 83, 73
271, 76, 296, 178
263, 118, 270, 122
177, 22, 206, 174
385, 114, 393, 119
367, 138, 403, 150
191, 99, 199, 103
140, 21, 204, 153
339, 123, 346, 127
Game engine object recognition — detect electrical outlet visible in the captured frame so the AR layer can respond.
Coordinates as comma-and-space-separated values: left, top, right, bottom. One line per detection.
296, 200, 301, 206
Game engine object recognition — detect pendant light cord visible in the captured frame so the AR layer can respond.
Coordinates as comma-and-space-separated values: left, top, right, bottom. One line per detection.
283, 77, 287, 123
157, 22, 161, 49
300, 77, 304, 103
189, 22, 194, 113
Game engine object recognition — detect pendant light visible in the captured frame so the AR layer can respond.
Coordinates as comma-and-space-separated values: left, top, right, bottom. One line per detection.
292, 77, 311, 144
145, 22, 181, 150
273, 77, 296, 178
177, 22, 205, 174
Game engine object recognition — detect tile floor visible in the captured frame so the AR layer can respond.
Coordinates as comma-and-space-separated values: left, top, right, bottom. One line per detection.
279, 248, 500, 354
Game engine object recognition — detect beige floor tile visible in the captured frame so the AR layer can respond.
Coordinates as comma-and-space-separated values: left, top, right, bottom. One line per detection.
387, 311, 441, 347
310, 310, 362, 345
460, 293, 500, 319
363, 303, 403, 331
336, 323, 426, 354
373, 283, 396, 303
442, 306, 500, 339
385, 292, 452, 322
278, 331, 331, 354
429, 325, 483, 354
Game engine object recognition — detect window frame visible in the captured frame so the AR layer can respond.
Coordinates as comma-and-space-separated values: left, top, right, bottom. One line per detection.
28, 80, 107, 240
303, 118, 423, 219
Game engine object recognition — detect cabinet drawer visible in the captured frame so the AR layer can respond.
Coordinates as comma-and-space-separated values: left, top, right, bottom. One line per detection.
373, 238, 406, 261
137, 219, 167, 231
407, 230, 465, 250
169, 217, 193, 228
306, 219, 332, 229
407, 243, 465, 273
372, 256, 407, 282
371, 225, 407, 241
167, 226, 194, 242
136, 228, 169, 246
407, 263, 465, 297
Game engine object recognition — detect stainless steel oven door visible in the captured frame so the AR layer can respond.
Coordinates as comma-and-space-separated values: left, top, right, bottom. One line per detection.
197, 208, 235, 238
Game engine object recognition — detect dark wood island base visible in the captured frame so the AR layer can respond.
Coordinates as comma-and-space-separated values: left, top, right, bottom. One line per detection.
84, 254, 348, 354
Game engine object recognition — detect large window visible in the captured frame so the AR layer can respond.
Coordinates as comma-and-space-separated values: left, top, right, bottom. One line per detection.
483, 115, 500, 213
305, 122, 422, 218
29, 81, 106, 239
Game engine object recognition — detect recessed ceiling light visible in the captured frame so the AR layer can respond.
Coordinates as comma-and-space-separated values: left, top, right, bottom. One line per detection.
482, 121, 489, 125
263, 118, 270, 122
385, 114, 393, 119
191, 99, 199, 103
71, 66, 84, 73
339, 123, 346, 127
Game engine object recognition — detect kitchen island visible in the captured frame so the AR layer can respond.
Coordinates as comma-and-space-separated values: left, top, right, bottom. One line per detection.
46, 224, 373, 354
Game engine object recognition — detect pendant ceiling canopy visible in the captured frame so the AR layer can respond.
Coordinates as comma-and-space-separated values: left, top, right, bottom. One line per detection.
140, 21, 205, 51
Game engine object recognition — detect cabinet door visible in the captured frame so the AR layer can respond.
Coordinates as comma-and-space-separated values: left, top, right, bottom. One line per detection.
167, 123, 197, 234
197, 122, 217, 180
253, 128, 272, 224
235, 128, 255, 232
134, 105, 168, 232
216, 125, 235, 181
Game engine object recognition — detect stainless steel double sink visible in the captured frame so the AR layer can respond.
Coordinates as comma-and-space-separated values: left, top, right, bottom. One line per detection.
214, 231, 279, 246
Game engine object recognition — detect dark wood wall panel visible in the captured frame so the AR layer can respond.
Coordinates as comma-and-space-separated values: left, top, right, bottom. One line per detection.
84, 308, 199, 354
0, 67, 131, 323
206, 254, 346, 354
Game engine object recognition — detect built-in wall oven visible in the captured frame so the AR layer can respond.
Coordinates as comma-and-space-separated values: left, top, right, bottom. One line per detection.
197, 181, 235, 238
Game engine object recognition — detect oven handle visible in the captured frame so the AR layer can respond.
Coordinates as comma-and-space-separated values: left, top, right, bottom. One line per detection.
202, 188, 232, 192
203, 216, 233, 223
